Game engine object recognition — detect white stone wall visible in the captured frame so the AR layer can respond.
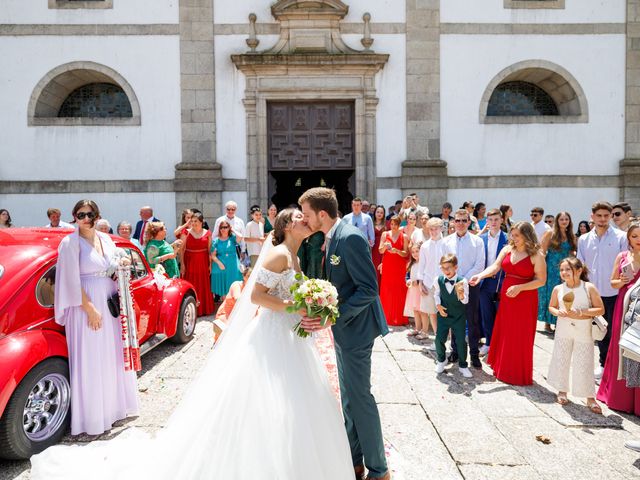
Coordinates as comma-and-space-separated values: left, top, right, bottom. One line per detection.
0, 192, 177, 237
0, 35, 181, 181
1, 0, 178, 24
441, 0, 625, 24
447, 187, 619, 228
440, 34, 626, 177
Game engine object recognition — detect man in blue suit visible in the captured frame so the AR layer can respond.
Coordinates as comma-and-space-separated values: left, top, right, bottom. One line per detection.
478, 208, 508, 356
133, 206, 160, 247
299, 187, 390, 480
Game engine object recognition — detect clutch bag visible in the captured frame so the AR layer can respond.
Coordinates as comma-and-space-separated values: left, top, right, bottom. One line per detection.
620, 320, 640, 363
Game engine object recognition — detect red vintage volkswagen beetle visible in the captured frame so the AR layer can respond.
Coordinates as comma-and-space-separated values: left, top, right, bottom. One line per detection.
0, 228, 198, 459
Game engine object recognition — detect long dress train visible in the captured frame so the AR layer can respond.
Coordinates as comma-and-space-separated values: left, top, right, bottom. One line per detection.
31, 267, 353, 480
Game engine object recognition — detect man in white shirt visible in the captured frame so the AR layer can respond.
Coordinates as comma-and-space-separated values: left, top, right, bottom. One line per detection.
443, 209, 485, 368
530, 206, 551, 241
342, 197, 375, 247
612, 202, 633, 232
213, 201, 245, 240
44, 208, 74, 228
578, 201, 628, 377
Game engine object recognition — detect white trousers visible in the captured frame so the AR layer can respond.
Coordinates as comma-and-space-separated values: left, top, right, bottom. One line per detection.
547, 317, 595, 398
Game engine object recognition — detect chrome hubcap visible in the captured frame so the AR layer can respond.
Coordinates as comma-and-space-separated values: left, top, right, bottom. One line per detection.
183, 300, 197, 336
23, 373, 70, 441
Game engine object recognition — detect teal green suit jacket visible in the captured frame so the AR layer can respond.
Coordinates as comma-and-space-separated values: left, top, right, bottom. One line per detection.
327, 221, 389, 349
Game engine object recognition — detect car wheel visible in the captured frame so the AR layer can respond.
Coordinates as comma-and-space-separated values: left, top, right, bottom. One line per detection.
170, 294, 197, 344
0, 358, 71, 460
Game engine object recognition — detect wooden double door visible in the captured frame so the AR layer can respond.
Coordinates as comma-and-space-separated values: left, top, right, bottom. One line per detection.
267, 101, 355, 212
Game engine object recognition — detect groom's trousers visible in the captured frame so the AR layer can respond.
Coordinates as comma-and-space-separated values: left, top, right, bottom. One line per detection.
334, 341, 388, 478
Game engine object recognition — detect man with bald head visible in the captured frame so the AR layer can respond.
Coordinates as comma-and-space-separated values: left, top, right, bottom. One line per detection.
133, 206, 160, 246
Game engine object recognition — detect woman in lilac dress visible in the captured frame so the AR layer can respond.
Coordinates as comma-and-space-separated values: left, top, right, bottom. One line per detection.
55, 200, 139, 435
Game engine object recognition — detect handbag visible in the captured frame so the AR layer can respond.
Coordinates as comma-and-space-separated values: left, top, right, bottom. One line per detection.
107, 292, 121, 318
583, 282, 607, 341
620, 294, 640, 363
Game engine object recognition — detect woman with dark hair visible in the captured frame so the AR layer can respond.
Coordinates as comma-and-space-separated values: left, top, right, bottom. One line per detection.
54, 199, 139, 435
597, 223, 640, 414
500, 204, 514, 233
576, 220, 590, 237
0, 208, 12, 228
210, 220, 243, 299
379, 215, 410, 326
547, 257, 604, 413
180, 212, 215, 316
538, 211, 577, 332
474, 202, 487, 231
173, 208, 193, 239
145, 221, 179, 278
470, 222, 546, 385
264, 203, 278, 234
462, 201, 480, 233
371, 206, 386, 285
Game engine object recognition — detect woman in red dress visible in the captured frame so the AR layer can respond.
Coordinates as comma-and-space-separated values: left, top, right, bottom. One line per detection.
180, 211, 215, 316
371, 206, 387, 286
597, 225, 640, 413
379, 215, 410, 326
470, 222, 546, 385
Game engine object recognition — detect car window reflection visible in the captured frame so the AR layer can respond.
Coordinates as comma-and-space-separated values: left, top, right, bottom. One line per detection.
36, 266, 56, 307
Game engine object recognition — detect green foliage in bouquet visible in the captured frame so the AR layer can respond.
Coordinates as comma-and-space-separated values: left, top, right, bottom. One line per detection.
286, 273, 340, 338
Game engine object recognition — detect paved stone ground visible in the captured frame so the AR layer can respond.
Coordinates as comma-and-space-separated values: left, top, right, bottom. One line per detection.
2, 317, 640, 479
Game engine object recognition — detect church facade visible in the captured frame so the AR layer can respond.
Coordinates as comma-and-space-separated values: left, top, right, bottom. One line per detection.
1, 0, 637, 232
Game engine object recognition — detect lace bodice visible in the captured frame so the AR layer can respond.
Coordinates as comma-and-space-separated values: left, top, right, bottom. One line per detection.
255, 268, 298, 301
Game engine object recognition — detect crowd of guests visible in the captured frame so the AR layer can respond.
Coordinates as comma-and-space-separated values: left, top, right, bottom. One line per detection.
336, 195, 640, 424
3, 196, 640, 450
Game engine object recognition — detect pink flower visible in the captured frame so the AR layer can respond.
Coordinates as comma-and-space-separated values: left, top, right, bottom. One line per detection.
317, 297, 326, 306
305, 297, 314, 305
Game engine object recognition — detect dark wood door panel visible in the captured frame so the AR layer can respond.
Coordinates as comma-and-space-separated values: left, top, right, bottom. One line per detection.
268, 102, 354, 170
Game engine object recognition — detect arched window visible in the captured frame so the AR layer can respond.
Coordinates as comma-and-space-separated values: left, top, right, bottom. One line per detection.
58, 83, 133, 118
28, 62, 140, 126
487, 81, 559, 117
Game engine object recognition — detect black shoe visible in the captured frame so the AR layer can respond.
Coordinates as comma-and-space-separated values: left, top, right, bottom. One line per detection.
448, 352, 458, 364
471, 355, 482, 369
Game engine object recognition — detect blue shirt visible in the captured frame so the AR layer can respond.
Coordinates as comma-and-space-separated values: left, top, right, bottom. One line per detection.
577, 226, 628, 297
342, 212, 375, 247
443, 232, 485, 280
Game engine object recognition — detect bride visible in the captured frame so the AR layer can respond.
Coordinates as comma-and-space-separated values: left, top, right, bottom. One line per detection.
31, 208, 354, 480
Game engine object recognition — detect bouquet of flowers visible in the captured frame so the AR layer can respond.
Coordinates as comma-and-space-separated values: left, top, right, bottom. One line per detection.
286, 273, 340, 338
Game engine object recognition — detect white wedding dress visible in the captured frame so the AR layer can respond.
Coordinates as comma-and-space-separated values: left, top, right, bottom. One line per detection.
30, 266, 354, 480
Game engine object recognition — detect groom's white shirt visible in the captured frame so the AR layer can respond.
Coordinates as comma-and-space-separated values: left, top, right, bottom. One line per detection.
324, 218, 341, 258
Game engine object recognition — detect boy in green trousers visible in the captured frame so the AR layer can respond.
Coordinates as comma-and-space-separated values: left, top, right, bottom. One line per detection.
434, 253, 472, 378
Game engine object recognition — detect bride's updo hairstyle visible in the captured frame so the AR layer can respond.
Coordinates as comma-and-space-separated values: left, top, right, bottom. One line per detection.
272, 208, 296, 246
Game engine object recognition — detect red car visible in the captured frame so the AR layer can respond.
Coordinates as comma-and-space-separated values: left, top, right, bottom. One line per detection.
0, 228, 198, 459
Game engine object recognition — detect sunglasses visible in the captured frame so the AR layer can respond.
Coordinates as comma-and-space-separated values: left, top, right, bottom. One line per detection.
454, 219, 468, 223
220, 226, 230, 230
226, 208, 236, 211
613, 211, 624, 217
76, 211, 96, 220
530, 213, 541, 217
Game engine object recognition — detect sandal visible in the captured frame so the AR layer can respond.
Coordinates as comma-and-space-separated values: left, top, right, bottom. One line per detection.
587, 400, 602, 415
556, 393, 569, 406
407, 329, 419, 336
544, 324, 554, 333
415, 333, 429, 341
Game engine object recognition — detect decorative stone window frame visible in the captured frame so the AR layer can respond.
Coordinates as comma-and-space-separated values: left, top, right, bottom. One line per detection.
479, 60, 588, 124
49, 0, 113, 9
504, 0, 565, 9
28, 61, 141, 126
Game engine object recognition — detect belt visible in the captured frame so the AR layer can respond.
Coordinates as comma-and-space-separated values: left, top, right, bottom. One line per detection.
185, 248, 208, 253
80, 271, 110, 278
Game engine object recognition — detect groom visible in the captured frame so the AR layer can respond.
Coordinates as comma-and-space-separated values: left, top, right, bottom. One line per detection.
299, 188, 390, 480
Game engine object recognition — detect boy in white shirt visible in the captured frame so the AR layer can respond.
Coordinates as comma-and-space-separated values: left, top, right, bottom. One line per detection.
245, 206, 265, 267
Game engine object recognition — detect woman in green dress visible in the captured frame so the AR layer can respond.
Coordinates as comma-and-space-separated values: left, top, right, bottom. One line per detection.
144, 222, 180, 278
538, 212, 577, 332
263, 204, 278, 234
210, 220, 243, 299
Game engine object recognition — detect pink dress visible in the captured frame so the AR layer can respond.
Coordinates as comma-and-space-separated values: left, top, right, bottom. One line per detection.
597, 252, 640, 413
55, 232, 139, 435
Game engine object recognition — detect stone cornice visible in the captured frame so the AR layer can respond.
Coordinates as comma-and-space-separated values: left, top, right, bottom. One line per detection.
0, 24, 179, 36
231, 53, 389, 74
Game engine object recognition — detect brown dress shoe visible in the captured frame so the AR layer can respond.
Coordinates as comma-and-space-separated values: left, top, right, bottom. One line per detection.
354, 465, 366, 480
365, 472, 390, 480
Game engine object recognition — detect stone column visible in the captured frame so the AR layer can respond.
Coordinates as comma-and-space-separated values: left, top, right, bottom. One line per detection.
175, 0, 223, 224
622, 0, 640, 208
402, 0, 447, 212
